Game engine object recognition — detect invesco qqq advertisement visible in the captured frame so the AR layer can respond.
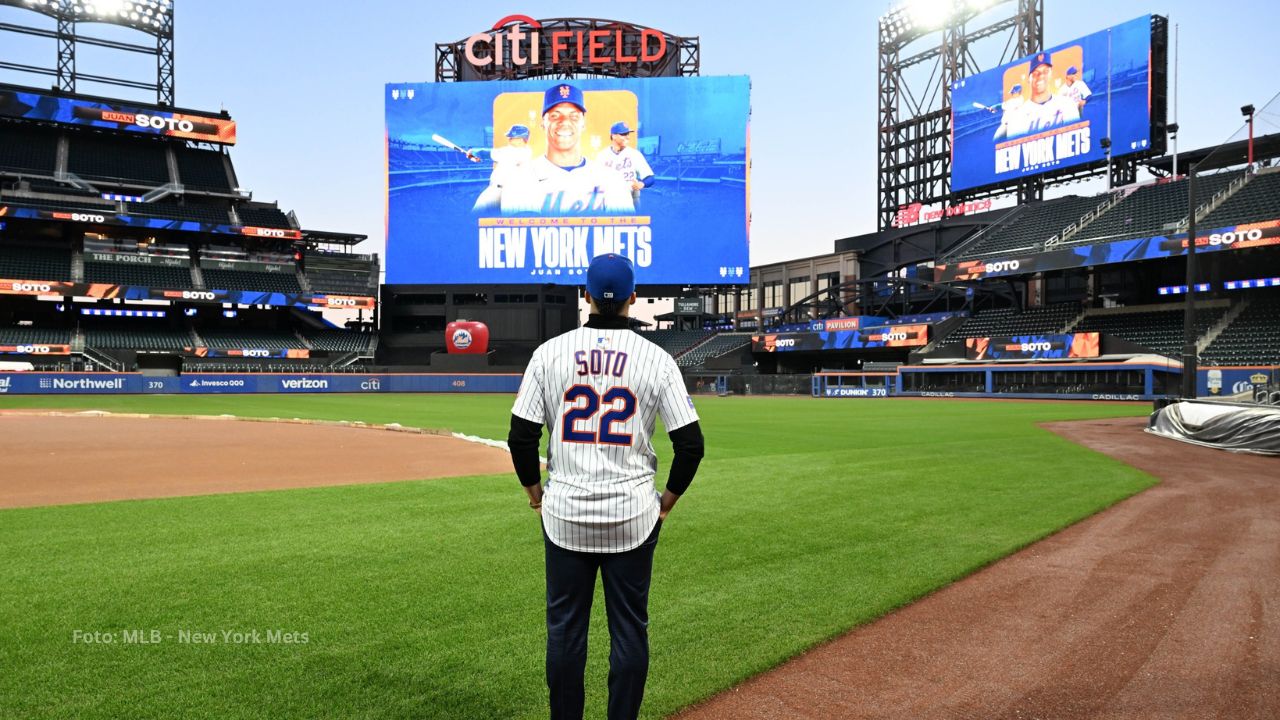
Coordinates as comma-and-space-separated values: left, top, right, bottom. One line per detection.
385, 76, 750, 285
950, 15, 1152, 192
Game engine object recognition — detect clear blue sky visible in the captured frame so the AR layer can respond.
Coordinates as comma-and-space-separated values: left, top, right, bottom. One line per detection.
2, 1, 1278, 268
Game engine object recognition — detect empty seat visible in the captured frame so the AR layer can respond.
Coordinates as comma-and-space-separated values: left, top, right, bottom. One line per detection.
202, 267, 301, 294
67, 134, 169, 186
0, 243, 74, 282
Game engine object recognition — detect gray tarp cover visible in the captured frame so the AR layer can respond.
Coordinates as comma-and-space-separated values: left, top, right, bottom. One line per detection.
1147, 400, 1280, 455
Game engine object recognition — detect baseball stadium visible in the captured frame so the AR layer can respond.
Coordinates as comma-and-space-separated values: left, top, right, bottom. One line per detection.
1, 2, 1277, 719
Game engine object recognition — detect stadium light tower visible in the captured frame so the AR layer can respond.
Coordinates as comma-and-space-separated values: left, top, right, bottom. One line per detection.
877, 0, 1043, 230
0, 0, 175, 105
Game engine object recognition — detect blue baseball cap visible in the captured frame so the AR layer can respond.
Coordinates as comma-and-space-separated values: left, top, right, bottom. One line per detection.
610, 121, 632, 135
506, 124, 530, 139
1010, 84, 1023, 94
586, 253, 635, 301
1066, 66, 1078, 76
1031, 52, 1052, 71
543, 83, 586, 115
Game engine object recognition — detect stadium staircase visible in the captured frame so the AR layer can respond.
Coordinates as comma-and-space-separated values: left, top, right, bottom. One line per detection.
639, 330, 713, 359
1074, 301, 1229, 359
934, 303, 1082, 349
948, 195, 1106, 259
1196, 168, 1280, 230
70, 243, 85, 282
1047, 191, 1127, 248
1183, 171, 1251, 228
1197, 300, 1248, 354
187, 326, 205, 349
676, 332, 752, 368
296, 268, 313, 294
81, 345, 123, 371
1201, 296, 1280, 366
939, 205, 1026, 260
190, 263, 207, 289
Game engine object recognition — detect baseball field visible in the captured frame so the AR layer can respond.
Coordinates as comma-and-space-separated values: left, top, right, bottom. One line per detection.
0, 394, 1154, 719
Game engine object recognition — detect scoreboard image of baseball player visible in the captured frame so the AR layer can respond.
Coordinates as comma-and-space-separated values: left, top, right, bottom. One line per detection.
384, 76, 750, 286
472, 84, 636, 215
596, 121, 656, 208
950, 15, 1155, 191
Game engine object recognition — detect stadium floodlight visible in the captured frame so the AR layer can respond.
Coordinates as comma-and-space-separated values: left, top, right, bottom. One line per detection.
907, 0, 957, 31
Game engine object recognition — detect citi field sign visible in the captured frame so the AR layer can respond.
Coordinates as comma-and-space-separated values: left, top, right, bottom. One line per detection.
464, 15, 668, 69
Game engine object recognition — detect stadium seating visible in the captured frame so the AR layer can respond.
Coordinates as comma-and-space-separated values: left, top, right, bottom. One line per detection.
201, 329, 307, 350
0, 326, 72, 344
307, 268, 375, 295
1201, 296, 1280, 366
1066, 171, 1241, 246
85, 327, 192, 350
950, 195, 1106, 258
175, 147, 233, 191
304, 330, 375, 353
638, 329, 713, 357
2, 196, 116, 214
936, 303, 1081, 347
236, 205, 293, 229
676, 333, 752, 367
83, 260, 196, 289
201, 267, 302, 294
0, 125, 59, 175
1074, 304, 1227, 358
125, 200, 232, 225
68, 134, 169, 186
1197, 171, 1280, 230
0, 243, 74, 281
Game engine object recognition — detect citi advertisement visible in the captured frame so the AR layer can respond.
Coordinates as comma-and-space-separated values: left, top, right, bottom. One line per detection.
0, 85, 237, 144
753, 324, 929, 353
950, 16, 1153, 191
385, 76, 750, 285
965, 333, 1100, 361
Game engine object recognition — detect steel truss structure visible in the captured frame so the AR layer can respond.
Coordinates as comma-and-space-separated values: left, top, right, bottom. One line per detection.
0, 0, 175, 105
436, 17, 698, 82
878, 0, 1044, 230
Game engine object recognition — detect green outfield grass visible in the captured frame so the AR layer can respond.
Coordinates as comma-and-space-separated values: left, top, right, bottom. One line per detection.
0, 395, 1152, 719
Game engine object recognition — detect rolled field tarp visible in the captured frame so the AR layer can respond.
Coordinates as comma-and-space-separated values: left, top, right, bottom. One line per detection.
1147, 400, 1280, 455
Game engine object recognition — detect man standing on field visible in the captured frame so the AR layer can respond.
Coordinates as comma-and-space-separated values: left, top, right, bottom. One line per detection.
508, 253, 706, 720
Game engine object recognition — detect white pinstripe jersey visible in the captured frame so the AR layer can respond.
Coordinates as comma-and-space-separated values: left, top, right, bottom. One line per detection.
595, 146, 655, 185
512, 326, 699, 553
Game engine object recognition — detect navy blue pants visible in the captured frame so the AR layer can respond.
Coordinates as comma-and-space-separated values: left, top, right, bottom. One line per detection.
544, 520, 661, 720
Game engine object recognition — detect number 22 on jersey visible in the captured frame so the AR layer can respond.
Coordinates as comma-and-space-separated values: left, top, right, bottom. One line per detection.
562, 385, 637, 446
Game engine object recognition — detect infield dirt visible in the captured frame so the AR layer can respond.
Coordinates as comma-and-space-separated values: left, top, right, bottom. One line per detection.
675, 415, 1279, 720
0, 414, 513, 509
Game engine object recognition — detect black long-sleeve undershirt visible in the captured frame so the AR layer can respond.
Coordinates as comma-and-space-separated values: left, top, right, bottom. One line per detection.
507, 414, 704, 495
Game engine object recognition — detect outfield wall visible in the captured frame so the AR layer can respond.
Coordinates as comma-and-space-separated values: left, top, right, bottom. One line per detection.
0, 373, 522, 395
